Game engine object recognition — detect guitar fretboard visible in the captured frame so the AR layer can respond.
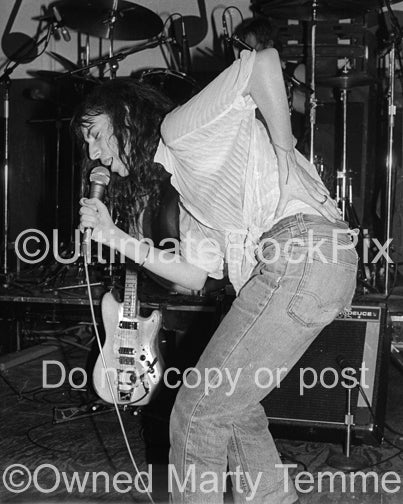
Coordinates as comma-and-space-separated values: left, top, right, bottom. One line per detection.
123, 267, 138, 319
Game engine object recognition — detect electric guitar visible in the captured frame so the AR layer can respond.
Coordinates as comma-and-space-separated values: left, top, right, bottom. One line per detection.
93, 264, 163, 405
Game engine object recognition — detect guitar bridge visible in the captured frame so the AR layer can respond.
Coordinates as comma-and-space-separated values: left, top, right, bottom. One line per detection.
116, 368, 150, 403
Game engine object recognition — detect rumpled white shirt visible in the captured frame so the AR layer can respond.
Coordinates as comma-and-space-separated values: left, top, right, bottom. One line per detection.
154, 50, 321, 294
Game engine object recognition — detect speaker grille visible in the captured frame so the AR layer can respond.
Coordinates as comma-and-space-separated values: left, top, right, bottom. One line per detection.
262, 303, 388, 444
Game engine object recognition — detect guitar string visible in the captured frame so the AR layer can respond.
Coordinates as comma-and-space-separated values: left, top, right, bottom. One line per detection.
84, 258, 156, 504
125, 270, 142, 397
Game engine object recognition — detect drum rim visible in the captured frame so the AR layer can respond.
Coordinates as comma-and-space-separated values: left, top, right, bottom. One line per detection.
139, 67, 198, 85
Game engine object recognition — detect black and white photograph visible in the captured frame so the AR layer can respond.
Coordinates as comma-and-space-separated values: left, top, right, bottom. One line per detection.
1, 1, 403, 502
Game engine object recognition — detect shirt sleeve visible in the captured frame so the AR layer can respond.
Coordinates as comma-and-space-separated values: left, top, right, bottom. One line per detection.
160, 50, 257, 145
178, 204, 224, 280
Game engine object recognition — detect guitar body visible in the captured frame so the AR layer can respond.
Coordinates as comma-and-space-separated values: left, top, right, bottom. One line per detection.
93, 290, 163, 405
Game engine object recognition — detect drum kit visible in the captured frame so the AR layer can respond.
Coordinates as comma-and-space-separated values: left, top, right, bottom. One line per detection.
0, 0, 199, 285
251, 0, 403, 294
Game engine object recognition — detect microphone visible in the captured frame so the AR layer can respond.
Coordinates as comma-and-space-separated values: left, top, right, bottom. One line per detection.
283, 70, 313, 94
180, 17, 191, 74
222, 12, 235, 65
222, 12, 229, 42
231, 34, 253, 51
52, 6, 71, 42
81, 166, 110, 260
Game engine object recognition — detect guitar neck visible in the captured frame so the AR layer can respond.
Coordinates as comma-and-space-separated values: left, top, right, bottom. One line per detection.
123, 267, 138, 319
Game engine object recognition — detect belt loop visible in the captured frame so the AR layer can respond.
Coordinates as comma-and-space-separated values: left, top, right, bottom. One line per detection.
296, 213, 307, 234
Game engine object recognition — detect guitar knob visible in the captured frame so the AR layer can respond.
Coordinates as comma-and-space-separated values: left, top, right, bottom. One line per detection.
129, 373, 137, 384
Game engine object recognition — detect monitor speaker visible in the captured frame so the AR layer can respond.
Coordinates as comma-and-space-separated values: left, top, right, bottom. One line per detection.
262, 302, 389, 445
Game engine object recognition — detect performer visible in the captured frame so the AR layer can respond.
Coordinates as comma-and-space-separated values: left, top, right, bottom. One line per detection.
75, 48, 357, 503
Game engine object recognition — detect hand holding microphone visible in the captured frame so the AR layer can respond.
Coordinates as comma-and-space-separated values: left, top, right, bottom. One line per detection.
80, 166, 111, 260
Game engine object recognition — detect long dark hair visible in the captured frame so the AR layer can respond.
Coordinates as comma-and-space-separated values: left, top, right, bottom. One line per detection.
72, 78, 174, 233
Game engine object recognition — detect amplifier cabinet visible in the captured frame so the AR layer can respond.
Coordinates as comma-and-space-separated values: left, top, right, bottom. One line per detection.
262, 303, 389, 445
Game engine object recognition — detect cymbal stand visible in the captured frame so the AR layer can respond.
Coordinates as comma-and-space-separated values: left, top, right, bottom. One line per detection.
1, 74, 10, 284
65, 37, 172, 78
107, 0, 119, 79
309, 0, 318, 164
337, 80, 352, 221
384, 42, 396, 295
380, 0, 402, 295
0, 27, 52, 285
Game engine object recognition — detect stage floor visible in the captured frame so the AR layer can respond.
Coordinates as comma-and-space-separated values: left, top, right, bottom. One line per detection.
1, 327, 403, 503
1, 271, 403, 502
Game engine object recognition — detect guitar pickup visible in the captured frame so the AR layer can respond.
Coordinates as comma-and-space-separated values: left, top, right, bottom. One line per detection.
119, 321, 138, 330
119, 356, 135, 365
119, 347, 134, 355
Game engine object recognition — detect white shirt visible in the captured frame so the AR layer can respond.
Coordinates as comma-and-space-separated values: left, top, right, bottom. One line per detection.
154, 50, 322, 294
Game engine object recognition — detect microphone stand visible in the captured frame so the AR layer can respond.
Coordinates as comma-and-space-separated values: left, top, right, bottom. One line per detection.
1, 73, 11, 285
63, 37, 172, 79
221, 6, 243, 66
327, 365, 367, 471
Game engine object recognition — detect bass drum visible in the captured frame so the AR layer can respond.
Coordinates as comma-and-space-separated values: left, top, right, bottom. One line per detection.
135, 68, 200, 105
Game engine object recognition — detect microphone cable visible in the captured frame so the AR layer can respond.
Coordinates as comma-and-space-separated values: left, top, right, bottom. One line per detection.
83, 253, 155, 504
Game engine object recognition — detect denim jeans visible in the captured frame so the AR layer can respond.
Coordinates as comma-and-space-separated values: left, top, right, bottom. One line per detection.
169, 213, 358, 503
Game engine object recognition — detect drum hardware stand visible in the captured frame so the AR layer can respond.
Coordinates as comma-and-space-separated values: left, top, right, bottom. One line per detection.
309, 0, 318, 164
337, 72, 352, 222
64, 37, 173, 80
327, 371, 367, 471
1, 73, 11, 286
106, 0, 119, 79
384, 42, 396, 296
0, 26, 54, 287
337, 77, 377, 293
222, 6, 243, 65
381, 0, 403, 295
318, 65, 375, 293
43, 282, 104, 293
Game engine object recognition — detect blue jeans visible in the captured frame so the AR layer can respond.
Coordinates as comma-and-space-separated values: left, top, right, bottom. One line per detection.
169, 214, 358, 503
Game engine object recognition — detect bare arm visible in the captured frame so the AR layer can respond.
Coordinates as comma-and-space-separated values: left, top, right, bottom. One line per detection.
246, 48, 340, 222
79, 198, 208, 291
247, 48, 294, 151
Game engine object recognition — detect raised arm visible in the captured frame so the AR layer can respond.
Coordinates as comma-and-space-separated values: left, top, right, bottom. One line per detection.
246, 48, 340, 222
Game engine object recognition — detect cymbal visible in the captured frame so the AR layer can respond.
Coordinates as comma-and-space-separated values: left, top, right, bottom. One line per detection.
317, 72, 375, 89
252, 0, 391, 21
28, 70, 66, 81
49, 0, 163, 41
46, 51, 80, 71
27, 69, 99, 84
